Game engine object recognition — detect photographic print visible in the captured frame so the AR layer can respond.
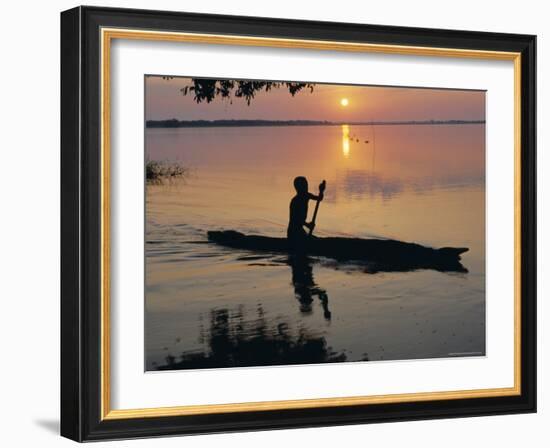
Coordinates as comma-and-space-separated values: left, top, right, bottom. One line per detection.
61, 9, 536, 439
144, 76, 486, 371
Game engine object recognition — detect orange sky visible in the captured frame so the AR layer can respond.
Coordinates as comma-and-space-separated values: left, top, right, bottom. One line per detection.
145, 76, 485, 122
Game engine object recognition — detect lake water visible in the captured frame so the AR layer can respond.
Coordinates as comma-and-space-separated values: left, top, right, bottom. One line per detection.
145, 124, 485, 370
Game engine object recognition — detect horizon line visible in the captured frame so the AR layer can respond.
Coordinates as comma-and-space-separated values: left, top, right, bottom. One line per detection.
146, 118, 486, 128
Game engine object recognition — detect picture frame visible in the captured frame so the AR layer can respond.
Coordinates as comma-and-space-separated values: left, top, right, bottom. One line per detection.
60, 5, 536, 442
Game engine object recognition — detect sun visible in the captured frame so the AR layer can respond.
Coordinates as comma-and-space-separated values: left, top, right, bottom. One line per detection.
340, 98, 349, 107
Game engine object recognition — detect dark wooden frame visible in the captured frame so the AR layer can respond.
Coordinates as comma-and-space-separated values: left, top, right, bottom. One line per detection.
61, 5, 536, 442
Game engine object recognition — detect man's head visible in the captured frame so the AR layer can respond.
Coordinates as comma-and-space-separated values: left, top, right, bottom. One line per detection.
293, 176, 308, 194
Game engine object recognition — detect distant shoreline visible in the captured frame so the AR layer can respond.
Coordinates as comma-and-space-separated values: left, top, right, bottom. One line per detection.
146, 119, 486, 128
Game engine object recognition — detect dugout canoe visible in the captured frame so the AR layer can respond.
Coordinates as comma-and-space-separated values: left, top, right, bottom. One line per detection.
207, 230, 468, 272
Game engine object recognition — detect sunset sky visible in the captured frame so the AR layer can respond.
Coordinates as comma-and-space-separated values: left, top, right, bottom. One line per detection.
145, 76, 485, 122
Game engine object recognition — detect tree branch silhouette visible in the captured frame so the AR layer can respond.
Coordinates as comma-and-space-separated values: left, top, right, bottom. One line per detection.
158, 77, 315, 105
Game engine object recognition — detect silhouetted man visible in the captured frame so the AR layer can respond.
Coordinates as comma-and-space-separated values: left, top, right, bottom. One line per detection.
287, 176, 324, 254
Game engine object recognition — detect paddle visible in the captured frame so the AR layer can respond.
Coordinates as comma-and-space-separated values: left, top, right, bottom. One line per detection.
309, 180, 326, 236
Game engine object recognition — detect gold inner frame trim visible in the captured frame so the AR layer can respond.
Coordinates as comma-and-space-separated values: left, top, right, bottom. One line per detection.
100, 27, 522, 420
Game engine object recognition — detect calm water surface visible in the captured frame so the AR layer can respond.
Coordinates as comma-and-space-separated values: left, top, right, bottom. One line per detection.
145, 124, 485, 370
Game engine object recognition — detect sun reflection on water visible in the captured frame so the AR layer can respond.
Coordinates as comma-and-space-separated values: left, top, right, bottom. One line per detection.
341, 124, 350, 158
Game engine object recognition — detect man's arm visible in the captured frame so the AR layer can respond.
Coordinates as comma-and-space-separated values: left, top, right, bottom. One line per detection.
305, 192, 322, 231
307, 192, 324, 201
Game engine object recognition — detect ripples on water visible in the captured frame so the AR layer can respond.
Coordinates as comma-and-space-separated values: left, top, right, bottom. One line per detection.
145, 124, 486, 370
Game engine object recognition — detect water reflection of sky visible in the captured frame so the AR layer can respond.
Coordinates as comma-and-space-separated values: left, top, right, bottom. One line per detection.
322, 169, 485, 202
145, 124, 486, 370
147, 124, 485, 200
330, 123, 485, 200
